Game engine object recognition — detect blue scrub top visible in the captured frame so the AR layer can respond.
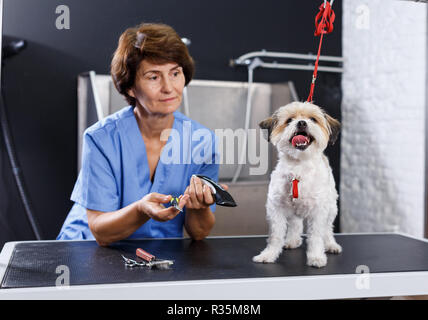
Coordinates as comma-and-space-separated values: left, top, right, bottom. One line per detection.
57, 106, 219, 240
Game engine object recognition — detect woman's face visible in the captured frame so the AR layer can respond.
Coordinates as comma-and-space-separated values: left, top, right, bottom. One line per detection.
129, 60, 186, 116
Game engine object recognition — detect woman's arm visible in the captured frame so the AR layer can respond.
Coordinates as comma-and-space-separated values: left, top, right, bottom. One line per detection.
88, 193, 189, 246
87, 201, 147, 247
185, 206, 216, 241
184, 176, 228, 240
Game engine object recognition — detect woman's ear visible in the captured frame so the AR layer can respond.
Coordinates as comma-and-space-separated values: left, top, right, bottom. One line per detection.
127, 88, 135, 98
325, 113, 341, 145
259, 116, 277, 143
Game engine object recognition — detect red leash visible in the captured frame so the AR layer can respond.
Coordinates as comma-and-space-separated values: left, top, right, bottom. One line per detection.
306, 1, 336, 103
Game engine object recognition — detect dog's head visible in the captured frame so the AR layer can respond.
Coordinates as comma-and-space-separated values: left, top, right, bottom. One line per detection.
259, 101, 340, 159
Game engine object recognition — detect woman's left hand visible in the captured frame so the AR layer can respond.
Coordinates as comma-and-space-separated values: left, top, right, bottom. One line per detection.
183, 176, 228, 210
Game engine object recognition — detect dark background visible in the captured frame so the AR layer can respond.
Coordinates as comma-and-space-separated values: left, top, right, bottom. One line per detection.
0, 0, 342, 246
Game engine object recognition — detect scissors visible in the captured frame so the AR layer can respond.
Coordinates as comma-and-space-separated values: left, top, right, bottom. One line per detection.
121, 254, 174, 269
121, 255, 147, 268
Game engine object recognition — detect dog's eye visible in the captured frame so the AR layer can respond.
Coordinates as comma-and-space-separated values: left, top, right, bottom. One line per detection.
286, 118, 293, 124
310, 117, 317, 123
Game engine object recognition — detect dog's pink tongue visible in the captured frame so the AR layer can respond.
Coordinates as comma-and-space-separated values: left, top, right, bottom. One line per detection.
292, 135, 309, 147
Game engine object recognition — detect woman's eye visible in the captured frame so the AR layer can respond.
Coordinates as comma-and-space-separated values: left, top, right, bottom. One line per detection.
172, 69, 182, 77
149, 75, 158, 81
286, 118, 293, 124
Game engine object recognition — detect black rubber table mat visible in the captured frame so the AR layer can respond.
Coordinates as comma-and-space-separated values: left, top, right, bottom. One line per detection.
2, 234, 428, 289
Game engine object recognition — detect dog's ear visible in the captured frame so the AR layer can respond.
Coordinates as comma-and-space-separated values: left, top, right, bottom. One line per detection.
259, 116, 277, 143
259, 116, 278, 142
324, 113, 341, 145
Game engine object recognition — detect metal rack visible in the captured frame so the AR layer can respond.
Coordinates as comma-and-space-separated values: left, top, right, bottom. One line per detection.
230, 50, 344, 73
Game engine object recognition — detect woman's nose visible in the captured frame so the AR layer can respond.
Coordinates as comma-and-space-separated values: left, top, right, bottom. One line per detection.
161, 77, 173, 93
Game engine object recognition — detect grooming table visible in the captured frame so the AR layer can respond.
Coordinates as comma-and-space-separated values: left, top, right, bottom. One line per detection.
1, 233, 428, 299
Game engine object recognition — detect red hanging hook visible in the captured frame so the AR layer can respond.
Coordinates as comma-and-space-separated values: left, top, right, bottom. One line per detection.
314, 0, 335, 36
306, 0, 336, 103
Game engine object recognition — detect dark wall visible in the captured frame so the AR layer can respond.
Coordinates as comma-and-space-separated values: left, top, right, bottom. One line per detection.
0, 0, 342, 244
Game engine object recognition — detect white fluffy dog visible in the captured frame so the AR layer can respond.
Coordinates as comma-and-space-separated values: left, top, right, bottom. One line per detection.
253, 101, 341, 268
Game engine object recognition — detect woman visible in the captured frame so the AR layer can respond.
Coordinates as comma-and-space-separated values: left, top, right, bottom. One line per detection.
57, 23, 225, 245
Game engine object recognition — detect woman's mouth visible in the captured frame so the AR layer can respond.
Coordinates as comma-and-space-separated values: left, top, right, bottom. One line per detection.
160, 97, 176, 102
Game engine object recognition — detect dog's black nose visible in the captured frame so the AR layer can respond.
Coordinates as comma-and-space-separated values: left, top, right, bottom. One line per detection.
297, 120, 307, 129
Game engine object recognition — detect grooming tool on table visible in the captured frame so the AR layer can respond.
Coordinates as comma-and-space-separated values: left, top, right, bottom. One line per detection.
136, 248, 155, 262
122, 255, 147, 268
192, 174, 237, 207
121, 254, 173, 269
136, 248, 174, 269
121, 248, 174, 269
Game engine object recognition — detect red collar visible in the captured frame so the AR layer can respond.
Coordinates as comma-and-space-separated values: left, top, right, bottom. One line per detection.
292, 179, 299, 198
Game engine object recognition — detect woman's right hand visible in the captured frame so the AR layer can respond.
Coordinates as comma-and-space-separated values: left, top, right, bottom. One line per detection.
138, 192, 190, 222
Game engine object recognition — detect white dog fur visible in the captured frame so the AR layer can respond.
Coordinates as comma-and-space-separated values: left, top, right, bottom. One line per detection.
253, 101, 341, 268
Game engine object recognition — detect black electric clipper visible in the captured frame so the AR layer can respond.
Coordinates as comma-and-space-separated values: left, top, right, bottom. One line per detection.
192, 174, 237, 207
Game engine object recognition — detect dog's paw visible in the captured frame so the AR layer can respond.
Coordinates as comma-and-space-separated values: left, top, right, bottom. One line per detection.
325, 242, 342, 254
252, 250, 279, 263
307, 254, 327, 268
284, 237, 302, 249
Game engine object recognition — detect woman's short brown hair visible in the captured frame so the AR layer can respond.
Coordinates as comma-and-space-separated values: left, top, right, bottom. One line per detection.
111, 23, 195, 106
